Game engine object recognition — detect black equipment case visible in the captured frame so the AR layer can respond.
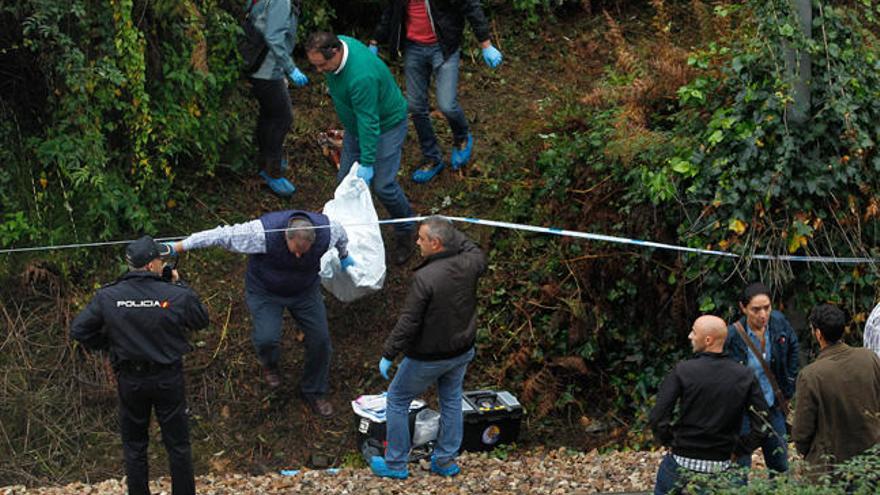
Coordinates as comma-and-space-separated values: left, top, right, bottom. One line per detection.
353, 390, 523, 456
354, 404, 425, 456
460, 390, 524, 452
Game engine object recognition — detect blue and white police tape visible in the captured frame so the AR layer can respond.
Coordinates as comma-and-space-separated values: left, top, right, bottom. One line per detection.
1, 214, 878, 265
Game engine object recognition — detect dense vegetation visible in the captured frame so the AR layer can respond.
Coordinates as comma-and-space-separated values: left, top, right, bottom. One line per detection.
503, 0, 880, 434
1, 0, 878, 489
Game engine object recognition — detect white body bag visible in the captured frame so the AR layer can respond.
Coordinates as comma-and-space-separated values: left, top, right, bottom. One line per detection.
319, 162, 386, 301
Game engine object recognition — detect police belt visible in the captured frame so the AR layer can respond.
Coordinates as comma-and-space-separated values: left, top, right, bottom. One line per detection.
116, 360, 181, 374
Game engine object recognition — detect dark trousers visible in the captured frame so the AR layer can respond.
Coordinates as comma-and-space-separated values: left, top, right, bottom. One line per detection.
250, 77, 293, 173
245, 282, 332, 399
117, 364, 194, 495
736, 404, 789, 473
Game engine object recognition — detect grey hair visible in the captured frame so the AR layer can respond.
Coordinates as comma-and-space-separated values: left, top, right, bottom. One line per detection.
286, 217, 316, 244
421, 216, 456, 247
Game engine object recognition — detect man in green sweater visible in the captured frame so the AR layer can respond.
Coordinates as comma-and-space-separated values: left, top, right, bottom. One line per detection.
306, 32, 416, 265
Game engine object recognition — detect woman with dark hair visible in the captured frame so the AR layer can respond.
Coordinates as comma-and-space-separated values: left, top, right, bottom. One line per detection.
725, 282, 799, 474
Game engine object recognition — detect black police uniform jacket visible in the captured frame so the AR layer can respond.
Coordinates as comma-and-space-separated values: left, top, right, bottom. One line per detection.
373, 0, 492, 60
382, 229, 487, 361
70, 271, 209, 365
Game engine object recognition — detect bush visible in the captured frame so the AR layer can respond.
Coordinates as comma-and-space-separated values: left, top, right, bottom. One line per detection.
680, 445, 880, 494
480, 0, 880, 439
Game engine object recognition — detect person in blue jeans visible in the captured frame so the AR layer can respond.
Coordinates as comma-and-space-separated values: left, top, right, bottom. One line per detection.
248, 0, 309, 197
370, 217, 487, 478
370, 1, 503, 184
306, 32, 418, 265
725, 282, 800, 474
169, 210, 354, 417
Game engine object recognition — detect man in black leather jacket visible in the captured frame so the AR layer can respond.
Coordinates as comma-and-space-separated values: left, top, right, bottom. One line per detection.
371, 216, 487, 479
650, 315, 769, 494
71, 236, 209, 495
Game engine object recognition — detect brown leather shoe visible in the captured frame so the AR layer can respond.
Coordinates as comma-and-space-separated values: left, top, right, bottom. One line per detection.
303, 396, 334, 417
263, 367, 281, 388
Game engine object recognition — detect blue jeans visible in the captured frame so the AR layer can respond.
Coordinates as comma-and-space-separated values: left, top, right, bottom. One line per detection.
245, 282, 331, 398
654, 454, 686, 495
339, 119, 414, 235
384, 347, 475, 471
404, 43, 469, 164
737, 404, 789, 473
654, 454, 744, 495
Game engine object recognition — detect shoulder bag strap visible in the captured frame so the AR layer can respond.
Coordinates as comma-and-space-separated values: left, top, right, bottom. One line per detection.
733, 321, 788, 413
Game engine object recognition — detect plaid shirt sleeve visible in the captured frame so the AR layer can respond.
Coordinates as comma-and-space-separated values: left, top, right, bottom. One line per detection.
181, 220, 267, 254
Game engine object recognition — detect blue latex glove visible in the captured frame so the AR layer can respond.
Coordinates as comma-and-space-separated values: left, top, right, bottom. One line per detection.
357, 164, 374, 185
368, 44, 379, 56
288, 67, 309, 87
379, 357, 393, 380
161, 242, 177, 257
340, 256, 355, 271
482, 45, 503, 68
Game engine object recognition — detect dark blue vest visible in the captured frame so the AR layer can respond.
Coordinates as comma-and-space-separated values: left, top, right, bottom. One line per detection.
245, 210, 331, 297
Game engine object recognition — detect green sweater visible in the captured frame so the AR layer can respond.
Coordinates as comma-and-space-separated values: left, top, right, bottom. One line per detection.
324, 36, 407, 166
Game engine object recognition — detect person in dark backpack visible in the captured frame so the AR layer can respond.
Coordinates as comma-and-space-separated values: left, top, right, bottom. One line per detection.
725, 282, 800, 474
247, 0, 308, 197
370, 0, 503, 183
71, 236, 210, 495
168, 210, 352, 417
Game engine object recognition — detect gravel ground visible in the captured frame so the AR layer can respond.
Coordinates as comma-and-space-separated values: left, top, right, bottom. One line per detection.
1, 448, 664, 494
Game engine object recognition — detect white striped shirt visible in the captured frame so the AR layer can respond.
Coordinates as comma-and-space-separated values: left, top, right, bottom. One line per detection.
672, 454, 732, 473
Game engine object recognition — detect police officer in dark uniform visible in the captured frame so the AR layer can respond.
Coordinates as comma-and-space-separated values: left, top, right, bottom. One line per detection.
71, 235, 209, 495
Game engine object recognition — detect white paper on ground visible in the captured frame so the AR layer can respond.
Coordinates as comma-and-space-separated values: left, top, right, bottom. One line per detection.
351, 392, 427, 423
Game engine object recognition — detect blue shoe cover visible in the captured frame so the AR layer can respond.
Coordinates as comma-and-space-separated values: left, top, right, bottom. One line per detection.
451, 134, 473, 170
411, 161, 445, 184
259, 171, 295, 197
370, 456, 408, 479
430, 457, 461, 477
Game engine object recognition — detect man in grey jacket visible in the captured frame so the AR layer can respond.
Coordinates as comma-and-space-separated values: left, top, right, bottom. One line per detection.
370, 216, 487, 479
248, 0, 308, 197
